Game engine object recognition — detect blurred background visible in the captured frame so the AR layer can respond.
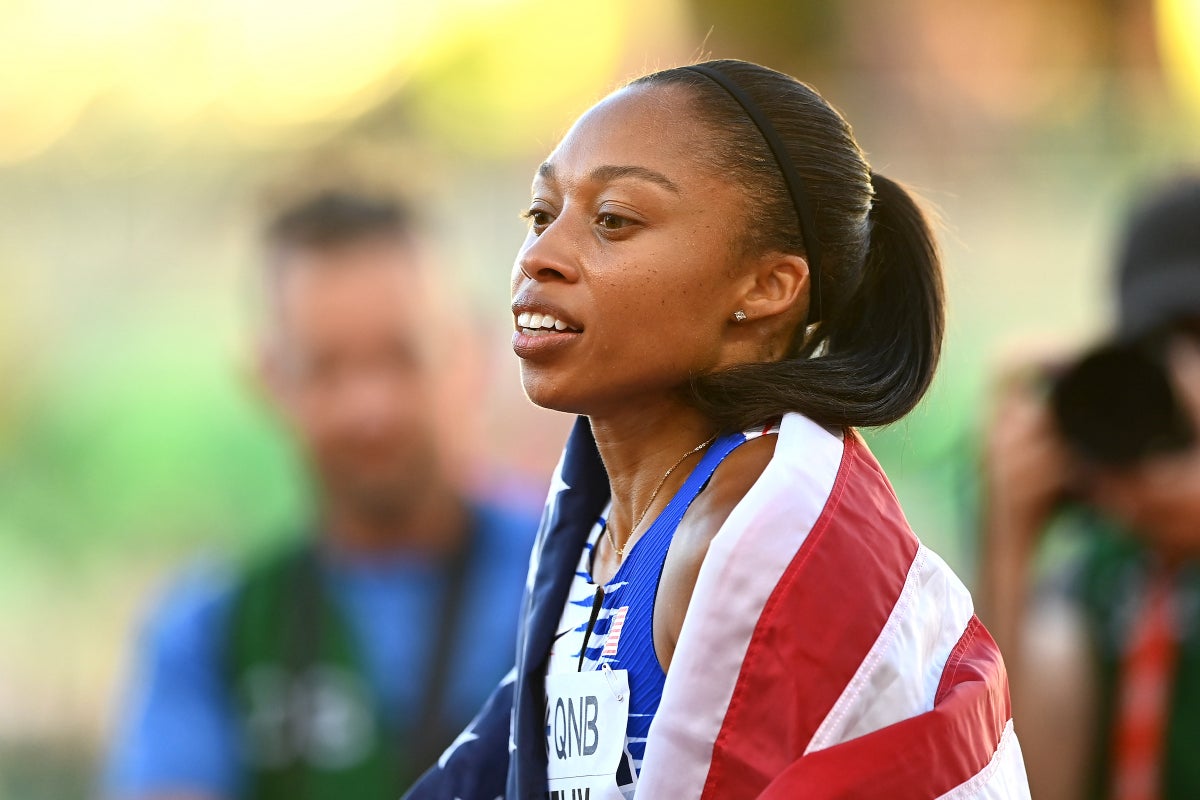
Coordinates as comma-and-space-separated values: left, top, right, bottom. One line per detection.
2, 0, 1200, 796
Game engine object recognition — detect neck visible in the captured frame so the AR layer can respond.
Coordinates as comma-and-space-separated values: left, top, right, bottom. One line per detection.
590, 397, 719, 550
320, 478, 469, 560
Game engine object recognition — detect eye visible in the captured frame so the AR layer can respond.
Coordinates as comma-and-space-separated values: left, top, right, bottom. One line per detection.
520, 206, 554, 233
596, 212, 632, 231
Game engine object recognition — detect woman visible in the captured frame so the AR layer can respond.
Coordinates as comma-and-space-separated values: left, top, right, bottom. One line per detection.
408, 60, 1030, 799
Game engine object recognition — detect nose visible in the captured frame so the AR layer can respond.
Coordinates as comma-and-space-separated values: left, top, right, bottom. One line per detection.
335, 367, 405, 439
515, 220, 580, 284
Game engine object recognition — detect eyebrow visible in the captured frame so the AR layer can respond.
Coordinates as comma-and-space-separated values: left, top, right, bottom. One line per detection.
537, 162, 681, 194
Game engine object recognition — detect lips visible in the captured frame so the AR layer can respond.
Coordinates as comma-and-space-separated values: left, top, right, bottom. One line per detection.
511, 303, 583, 359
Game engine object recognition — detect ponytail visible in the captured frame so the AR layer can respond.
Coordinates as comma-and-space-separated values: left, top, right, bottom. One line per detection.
687, 172, 944, 431
637, 61, 945, 431
825, 173, 945, 422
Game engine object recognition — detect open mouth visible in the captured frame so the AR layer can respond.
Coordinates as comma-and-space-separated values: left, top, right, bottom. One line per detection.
516, 311, 582, 336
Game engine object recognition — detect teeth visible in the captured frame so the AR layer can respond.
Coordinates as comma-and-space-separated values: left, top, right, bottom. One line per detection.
516, 310, 577, 332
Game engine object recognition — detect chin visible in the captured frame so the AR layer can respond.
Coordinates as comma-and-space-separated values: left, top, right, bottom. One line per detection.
519, 367, 588, 415
521, 383, 579, 414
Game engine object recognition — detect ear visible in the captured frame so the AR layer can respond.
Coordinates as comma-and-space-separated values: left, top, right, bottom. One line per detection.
243, 339, 287, 414
735, 252, 810, 323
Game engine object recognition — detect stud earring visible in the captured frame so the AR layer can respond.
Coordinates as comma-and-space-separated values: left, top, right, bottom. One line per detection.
733, 310, 748, 322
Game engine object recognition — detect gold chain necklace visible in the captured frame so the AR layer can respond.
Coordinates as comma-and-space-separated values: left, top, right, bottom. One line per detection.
605, 433, 718, 560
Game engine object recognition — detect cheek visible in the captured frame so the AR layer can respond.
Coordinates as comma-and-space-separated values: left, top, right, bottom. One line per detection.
1147, 487, 1200, 533
511, 231, 540, 290
280, 397, 335, 456
603, 247, 721, 319
630, 274, 725, 351
1093, 469, 1199, 537
589, 264, 726, 378
510, 258, 524, 295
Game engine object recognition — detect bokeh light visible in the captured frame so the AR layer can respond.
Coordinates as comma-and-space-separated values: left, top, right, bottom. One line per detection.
1158, 0, 1200, 119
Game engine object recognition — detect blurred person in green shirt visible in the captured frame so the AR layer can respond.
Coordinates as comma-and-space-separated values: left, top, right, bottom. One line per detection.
104, 188, 539, 800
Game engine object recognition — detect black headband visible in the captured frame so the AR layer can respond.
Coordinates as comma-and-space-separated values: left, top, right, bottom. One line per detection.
684, 64, 823, 324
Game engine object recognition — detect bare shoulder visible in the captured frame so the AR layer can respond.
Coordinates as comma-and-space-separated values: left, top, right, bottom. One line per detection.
653, 434, 778, 673
679, 435, 778, 548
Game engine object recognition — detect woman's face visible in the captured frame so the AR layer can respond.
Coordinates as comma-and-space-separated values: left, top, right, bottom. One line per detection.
512, 84, 757, 416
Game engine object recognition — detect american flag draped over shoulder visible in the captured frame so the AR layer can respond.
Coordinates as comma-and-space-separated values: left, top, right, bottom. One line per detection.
406, 414, 1031, 800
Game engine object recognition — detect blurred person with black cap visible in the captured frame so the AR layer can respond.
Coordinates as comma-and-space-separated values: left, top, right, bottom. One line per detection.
104, 188, 540, 800
981, 176, 1200, 800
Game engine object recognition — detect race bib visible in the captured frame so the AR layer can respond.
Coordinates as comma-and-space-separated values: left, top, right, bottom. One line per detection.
544, 664, 630, 800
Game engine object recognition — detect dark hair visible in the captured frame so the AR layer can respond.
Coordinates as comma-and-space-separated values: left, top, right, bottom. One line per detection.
631, 60, 944, 431
264, 189, 415, 252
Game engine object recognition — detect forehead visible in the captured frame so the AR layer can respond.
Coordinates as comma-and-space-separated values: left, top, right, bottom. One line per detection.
541, 84, 715, 187
268, 238, 428, 328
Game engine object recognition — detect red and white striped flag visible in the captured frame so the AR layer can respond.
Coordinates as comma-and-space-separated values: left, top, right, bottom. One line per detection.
637, 413, 1030, 799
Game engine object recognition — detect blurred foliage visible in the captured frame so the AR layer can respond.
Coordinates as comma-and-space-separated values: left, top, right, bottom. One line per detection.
0, 330, 307, 560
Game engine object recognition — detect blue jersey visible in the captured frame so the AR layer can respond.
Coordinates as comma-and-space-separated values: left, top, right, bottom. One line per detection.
544, 430, 759, 795
406, 419, 776, 800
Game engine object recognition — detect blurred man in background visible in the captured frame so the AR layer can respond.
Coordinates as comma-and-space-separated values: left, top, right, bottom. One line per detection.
105, 189, 540, 800
982, 177, 1200, 800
